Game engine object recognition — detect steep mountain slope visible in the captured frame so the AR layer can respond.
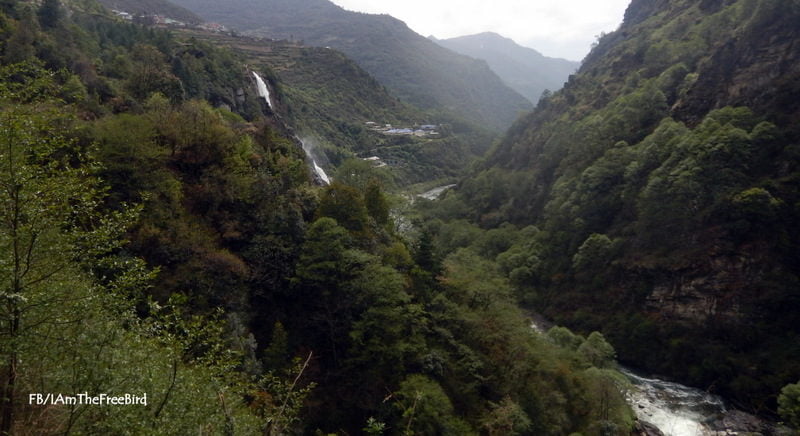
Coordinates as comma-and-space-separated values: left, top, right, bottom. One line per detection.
432, 32, 579, 103
0, 1, 639, 434
168, 0, 534, 131
96, 0, 201, 22
176, 28, 488, 184
447, 0, 800, 413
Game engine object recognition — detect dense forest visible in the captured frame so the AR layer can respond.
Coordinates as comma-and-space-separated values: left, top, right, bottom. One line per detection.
0, 0, 644, 434
423, 0, 800, 422
2, 0, 800, 434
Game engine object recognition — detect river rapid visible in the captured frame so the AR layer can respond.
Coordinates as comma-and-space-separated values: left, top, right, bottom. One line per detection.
528, 319, 783, 436
623, 368, 725, 435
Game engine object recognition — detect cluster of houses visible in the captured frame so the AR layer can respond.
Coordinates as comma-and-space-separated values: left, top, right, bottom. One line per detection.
110, 10, 227, 33
364, 121, 440, 137
361, 155, 404, 168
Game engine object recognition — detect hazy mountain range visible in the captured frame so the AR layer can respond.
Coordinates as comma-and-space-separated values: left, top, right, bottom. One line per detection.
432, 32, 579, 104
168, 0, 535, 131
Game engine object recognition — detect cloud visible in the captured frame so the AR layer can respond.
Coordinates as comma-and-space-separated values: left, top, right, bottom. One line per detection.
330, 0, 630, 61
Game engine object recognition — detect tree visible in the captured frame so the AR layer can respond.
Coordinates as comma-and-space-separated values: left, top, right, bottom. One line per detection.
394, 375, 475, 436
364, 181, 390, 226
547, 326, 585, 350
37, 0, 62, 29
0, 99, 139, 434
578, 332, 617, 368
572, 233, 613, 272
414, 228, 439, 273
127, 44, 184, 102
779, 381, 800, 428
316, 182, 369, 233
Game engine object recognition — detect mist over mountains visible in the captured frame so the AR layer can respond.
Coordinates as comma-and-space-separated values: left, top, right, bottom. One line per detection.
432, 32, 579, 104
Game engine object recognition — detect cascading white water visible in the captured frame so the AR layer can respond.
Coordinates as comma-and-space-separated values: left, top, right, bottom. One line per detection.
622, 369, 725, 436
529, 319, 726, 436
252, 71, 273, 109
296, 137, 331, 185
311, 160, 331, 185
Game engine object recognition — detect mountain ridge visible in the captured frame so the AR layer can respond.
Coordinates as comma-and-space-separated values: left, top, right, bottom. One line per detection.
443, 0, 800, 413
431, 32, 579, 103
168, 0, 534, 131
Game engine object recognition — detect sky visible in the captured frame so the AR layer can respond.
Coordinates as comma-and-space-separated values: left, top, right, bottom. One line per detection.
329, 0, 631, 61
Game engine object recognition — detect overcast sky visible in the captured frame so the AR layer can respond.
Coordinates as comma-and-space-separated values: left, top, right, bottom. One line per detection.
329, 0, 631, 61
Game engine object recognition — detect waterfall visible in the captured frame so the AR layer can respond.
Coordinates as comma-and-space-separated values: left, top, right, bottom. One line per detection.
296, 136, 331, 185
311, 160, 331, 185
252, 71, 273, 109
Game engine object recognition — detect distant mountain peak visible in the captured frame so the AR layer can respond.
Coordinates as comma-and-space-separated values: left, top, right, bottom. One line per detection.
434, 32, 578, 103
170, 0, 533, 131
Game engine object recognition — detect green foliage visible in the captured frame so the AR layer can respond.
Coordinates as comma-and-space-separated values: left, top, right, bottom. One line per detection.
480, 397, 532, 436
578, 332, 617, 369
0, 76, 308, 433
547, 326, 585, 351
395, 375, 475, 436
364, 182, 390, 226
316, 182, 370, 233
778, 381, 800, 428
363, 417, 387, 435
572, 233, 613, 271
440, 0, 800, 415
170, 0, 532, 131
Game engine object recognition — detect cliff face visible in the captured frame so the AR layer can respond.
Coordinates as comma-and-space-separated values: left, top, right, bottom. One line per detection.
645, 244, 768, 323
460, 0, 800, 412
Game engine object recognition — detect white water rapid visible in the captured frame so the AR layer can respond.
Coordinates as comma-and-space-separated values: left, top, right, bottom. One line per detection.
623, 369, 725, 436
252, 71, 273, 109
528, 319, 726, 435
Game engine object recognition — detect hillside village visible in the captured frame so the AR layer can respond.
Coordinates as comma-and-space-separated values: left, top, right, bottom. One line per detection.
364, 121, 441, 137
110, 8, 227, 32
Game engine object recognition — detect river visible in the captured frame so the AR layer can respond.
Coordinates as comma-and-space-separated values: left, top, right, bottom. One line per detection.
623, 368, 725, 435
530, 319, 727, 436
418, 184, 456, 200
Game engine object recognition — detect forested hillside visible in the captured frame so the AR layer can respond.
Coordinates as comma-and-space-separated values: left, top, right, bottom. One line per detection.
431, 0, 800, 416
168, 0, 534, 132
0, 0, 637, 434
175, 28, 495, 185
432, 32, 579, 104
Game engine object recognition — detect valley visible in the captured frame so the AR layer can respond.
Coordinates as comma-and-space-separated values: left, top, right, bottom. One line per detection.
0, 0, 798, 435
